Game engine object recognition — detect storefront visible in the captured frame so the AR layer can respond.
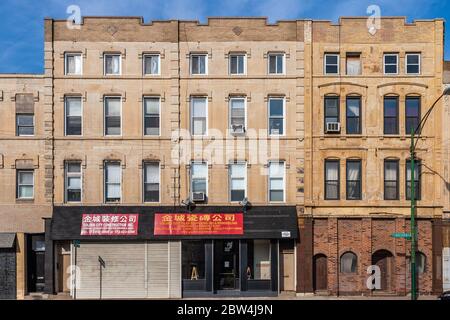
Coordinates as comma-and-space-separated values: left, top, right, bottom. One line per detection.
49, 206, 298, 298
0, 233, 16, 299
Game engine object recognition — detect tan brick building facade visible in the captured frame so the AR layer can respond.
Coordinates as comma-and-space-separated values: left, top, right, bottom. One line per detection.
0, 16, 446, 299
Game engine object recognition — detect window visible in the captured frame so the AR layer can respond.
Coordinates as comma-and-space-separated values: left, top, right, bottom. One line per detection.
104, 162, 121, 202
405, 96, 420, 135
191, 97, 207, 136
182, 241, 206, 280
268, 97, 284, 135
268, 53, 284, 74
340, 252, 357, 273
346, 160, 361, 200
384, 160, 399, 200
247, 240, 271, 280
346, 53, 361, 75
229, 97, 246, 134
65, 162, 81, 202
325, 96, 339, 129
384, 96, 399, 134
16, 114, 34, 136
143, 54, 160, 75
104, 97, 121, 136
65, 53, 82, 75
406, 159, 421, 200
406, 53, 420, 74
229, 54, 245, 75
65, 97, 82, 136
384, 53, 398, 74
268, 161, 285, 202
143, 162, 160, 202
229, 162, 246, 202
325, 160, 340, 200
143, 97, 160, 136
324, 54, 339, 75
191, 162, 207, 197
104, 54, 121, 75
190, 54, 207, 75
346, 96, 361, 134
17, 170, 34, 199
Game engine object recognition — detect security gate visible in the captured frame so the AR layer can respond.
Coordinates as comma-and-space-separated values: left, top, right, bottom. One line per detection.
0, 248, 16, 299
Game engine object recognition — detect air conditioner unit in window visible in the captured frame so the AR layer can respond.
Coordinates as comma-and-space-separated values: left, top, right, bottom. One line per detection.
192, 192, 206, 202
326, 122, 341, 133
231, 124, 245, 134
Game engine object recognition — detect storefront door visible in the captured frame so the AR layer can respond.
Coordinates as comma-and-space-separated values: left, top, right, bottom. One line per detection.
215, 240, 240, 290
27, 234, 45, 293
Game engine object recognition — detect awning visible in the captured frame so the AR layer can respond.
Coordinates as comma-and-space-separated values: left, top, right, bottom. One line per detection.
0, 233, 16, 249
51, 206, 298, 241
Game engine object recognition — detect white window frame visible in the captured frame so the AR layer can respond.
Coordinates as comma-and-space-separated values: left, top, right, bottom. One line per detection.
16, 114, 35, 137
143, 96, 161, 136
143, 161, 160, 203
229, 53, 246, 75
104, 161, 122, 203
103, 53, 122, 76
267, 53, 285, 75
64, 52, 83, 75
324, 53, 340, 75
143, 54, 161, 76
64, 161, 82, 203
190, 54, 208, 75
229, 161, 247, 202
229, 96, 247, 134
383, 53, 399, 75
190, 96, 208, 137
190, 161, 208, 198
268, 161, 286, 203
17, 170, 34, 199
268, 96, 286, 136
64, 96, 83, 136
405, 53, 421, 75
104, 96, 122, 136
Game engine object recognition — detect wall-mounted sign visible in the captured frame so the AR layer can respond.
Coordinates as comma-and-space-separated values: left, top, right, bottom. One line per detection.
80, 213, 139, 236
154, 213, 244, 235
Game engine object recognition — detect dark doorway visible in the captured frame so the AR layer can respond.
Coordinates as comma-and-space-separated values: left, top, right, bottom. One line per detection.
214, 240, 240, 290
27, 234, 45, 293
313, 254, 328, 292
372, 250, 394, 292
0, 248, 16, 299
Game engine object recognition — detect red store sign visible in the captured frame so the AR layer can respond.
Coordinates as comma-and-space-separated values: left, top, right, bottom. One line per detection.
81, 213, 139, 236
154, 213, 244, 235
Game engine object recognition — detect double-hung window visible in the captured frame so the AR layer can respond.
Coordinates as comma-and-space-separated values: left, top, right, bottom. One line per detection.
229, 54, 245, 75
65, 96, 82, 135
268, 53, 284, 74
143, 54, 160, 75
16, 114, 34, 136
143, 97, 160, 136
190, 54, 207, 75
384, 53, 398, 74
384, 160, 399, 200
229, 97, 246, 134
191, 162, 207, 197
104, 97, 121, 136
268, 161, 285, 202
65, 161, 81, 202
384, 96, 399, 134
65, 53, 82, 75
17, 170, 34, 199
325, 96, 339, 131
104, 162, 121, 202
325, 160, 339, 200
229, 162, 246, 202
405, 96, 420, 135
268, 97, 284, 135
346, 160, 361, 200
324, 54, 339, 75
191, 97, 207, 136
143, 162, 160, 202
346, 96, 361, 134
406, 159, 421, 200
104, 54, 121, 75
406, 53, 420, 75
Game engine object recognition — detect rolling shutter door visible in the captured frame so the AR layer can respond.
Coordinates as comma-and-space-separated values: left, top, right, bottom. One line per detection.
169, 241, 181, 298
76, 242, 146, 299
0, 248, 16, 299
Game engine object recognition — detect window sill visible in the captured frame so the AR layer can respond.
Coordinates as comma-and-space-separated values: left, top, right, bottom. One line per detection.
16, 198, 35, 204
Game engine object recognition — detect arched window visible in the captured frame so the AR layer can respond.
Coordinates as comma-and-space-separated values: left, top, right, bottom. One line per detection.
340, 251, 357, 273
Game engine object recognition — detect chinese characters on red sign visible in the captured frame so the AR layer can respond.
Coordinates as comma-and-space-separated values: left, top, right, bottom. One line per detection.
80, 214, 139, 236
154, 213, 244, 235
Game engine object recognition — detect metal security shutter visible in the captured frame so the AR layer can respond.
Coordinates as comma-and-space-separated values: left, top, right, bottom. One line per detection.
0, 248, 16, 299
168, 241, 181, 298
147, 241, 169, 298
444, 248, 450, 291
76, 242, 146, 299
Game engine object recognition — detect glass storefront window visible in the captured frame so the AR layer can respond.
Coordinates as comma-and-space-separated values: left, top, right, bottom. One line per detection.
182, 241, 205, 280
247, 240, 271, 280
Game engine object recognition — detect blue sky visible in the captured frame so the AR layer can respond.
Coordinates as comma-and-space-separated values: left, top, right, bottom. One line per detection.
0, 0, 448, 73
